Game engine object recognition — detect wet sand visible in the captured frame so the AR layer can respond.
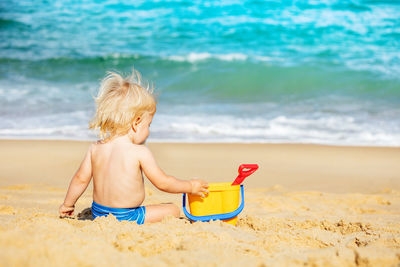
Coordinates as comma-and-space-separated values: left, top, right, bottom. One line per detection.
0, 140, 399, 266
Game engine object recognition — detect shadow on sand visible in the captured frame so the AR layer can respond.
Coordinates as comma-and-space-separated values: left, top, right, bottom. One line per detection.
77, 207, 93, 221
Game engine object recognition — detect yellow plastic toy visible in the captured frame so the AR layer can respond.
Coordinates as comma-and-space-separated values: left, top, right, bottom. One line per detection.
182, 164, 259, 226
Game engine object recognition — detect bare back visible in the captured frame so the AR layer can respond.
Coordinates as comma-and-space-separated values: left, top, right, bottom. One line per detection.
91, 138, 145, 208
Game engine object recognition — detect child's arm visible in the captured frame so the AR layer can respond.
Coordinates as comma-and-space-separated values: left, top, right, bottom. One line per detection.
139, 146, 209, 197
59, 146, 93, 217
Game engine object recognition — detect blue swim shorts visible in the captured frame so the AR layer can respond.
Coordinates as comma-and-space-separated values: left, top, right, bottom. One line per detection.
91, 201, 146, 225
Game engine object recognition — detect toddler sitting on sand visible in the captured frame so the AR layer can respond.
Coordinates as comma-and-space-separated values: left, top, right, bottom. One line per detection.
59, 69, 209, 224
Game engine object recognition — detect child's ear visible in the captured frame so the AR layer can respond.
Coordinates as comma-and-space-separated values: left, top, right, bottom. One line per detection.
131, 116, 141, 132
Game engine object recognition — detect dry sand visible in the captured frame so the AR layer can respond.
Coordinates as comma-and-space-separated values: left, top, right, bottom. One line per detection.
0, 140, 399, 266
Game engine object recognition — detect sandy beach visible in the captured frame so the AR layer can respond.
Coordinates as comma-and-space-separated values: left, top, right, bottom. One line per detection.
0, 140, 399, 266
3, 0, 400, 266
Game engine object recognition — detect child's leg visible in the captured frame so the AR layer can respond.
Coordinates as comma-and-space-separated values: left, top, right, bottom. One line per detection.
144, 203, 180, 223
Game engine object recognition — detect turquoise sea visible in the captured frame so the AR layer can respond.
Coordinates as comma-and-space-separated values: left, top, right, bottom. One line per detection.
1, 0, 400, 145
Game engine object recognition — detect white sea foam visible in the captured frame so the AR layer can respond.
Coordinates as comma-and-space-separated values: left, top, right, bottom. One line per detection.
1, 92, 399, 146
167, 53, 249, 63
164, 49, 399, 77
145, 108, 400, 146
2, 110, 399, 146
165, 52, 287, 65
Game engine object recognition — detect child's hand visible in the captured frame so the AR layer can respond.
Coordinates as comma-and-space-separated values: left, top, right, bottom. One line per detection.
59, 203, 75, 218
190, 179, 209, 198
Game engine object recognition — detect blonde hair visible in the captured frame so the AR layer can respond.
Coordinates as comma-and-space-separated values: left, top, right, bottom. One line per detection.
89, 69, 156, 138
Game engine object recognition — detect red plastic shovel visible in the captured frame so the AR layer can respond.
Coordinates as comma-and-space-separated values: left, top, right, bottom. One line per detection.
231, 164, 259, 185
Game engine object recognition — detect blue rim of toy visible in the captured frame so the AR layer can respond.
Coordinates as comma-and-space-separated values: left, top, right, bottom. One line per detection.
182, 185, 244, 222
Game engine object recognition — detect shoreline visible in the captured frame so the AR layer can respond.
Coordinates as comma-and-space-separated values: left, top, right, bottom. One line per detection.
1, 139, 399, 193
1, 137, 399, 148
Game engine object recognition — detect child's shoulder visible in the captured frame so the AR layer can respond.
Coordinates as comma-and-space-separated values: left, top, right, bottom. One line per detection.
127, 143, 151, 154
125, 143, 153, 160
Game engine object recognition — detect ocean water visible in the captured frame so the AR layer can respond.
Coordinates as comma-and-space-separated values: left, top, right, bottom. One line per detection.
1, 0, 400, 146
